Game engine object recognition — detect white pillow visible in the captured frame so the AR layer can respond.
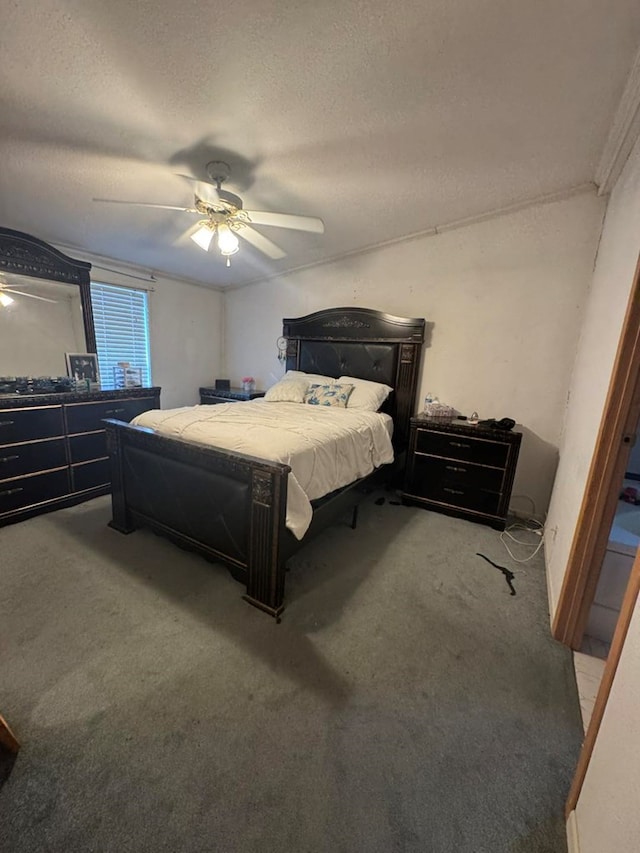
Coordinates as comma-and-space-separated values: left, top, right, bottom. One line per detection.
263, 376, 310, 403
338, 375, 393, 411
286, 369, 337, 386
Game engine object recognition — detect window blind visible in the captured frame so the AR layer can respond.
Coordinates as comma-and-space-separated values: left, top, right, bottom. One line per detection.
90, 282, 152, 390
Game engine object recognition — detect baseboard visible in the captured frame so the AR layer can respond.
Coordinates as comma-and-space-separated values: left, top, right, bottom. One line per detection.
566, 810, 581, 853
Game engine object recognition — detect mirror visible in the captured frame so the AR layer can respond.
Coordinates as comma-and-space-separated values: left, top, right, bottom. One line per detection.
0, 274, 87, 376
0, 227, 95, 386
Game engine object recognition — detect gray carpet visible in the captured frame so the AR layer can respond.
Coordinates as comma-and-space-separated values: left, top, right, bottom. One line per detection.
0, 495, 582, 853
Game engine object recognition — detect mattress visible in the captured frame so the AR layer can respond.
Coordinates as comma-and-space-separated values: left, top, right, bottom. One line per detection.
132, 401, 394, 539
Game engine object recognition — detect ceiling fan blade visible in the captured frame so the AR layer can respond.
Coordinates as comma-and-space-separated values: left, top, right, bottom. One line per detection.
244, 210, 325, 233
175, 175, 221, 206
93, 198, 195, 212
237, 226, 287, 260
4, 289, 58, 303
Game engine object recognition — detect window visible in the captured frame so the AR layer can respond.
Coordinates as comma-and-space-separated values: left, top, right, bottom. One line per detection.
90, 282, 152, 390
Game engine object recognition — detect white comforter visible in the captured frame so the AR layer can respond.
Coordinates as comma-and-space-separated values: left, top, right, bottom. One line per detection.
132, 401, 394, 539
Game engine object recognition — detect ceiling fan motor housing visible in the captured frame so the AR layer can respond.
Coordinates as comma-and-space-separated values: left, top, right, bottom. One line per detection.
202, 161, 244, 211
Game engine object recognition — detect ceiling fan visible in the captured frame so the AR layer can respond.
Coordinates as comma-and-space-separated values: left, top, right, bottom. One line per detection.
93, 161, 324, 267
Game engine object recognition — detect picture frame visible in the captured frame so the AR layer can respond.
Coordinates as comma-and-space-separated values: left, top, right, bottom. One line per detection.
65, 352, 100, 385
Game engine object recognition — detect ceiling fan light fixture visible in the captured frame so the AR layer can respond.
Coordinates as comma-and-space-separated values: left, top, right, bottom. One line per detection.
0, 292, 14, 307
217, 223, 240, 258
191, 223, 215, 251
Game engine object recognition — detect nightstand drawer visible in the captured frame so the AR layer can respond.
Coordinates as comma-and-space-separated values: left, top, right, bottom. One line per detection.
406, 477, 502, 516
415, 428, 509, 467
410, 453, 505, 493
0, 438, 67, 481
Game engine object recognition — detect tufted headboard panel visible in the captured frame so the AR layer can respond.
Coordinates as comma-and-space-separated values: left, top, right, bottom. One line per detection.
283, 307, 425, 449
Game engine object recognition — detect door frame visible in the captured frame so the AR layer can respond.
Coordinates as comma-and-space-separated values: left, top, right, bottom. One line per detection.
553, 251, 640, 647
553, 251, 640, 813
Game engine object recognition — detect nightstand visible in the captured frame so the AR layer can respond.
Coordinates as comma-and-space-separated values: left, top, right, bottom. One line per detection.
199, 386, 265, 405
402, 416, 522, 530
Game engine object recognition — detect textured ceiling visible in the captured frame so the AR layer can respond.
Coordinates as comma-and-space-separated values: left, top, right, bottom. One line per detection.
1, 0, 639, 288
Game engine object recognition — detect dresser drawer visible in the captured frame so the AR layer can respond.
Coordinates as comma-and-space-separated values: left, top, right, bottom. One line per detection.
69, 431, 108, 464
71, 458, 110, 492
0, 406, 64, 445
409, 453, 505, 494
414, 428, 509, 468
0, 438, 67, 481
0, 468, 70, 514
65, 397, 158, 434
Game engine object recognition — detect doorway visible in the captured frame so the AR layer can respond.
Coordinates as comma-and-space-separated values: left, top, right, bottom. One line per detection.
553, 251, 640, 813
552, 252, 640, 649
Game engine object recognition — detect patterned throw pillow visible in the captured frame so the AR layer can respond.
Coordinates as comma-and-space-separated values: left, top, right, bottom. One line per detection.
304, 383, 355, 407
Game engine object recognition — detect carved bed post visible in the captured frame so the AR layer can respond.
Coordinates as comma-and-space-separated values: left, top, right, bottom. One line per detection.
394, 343, 421, 448
105, 421, 135, 534
243, 466, 289, 621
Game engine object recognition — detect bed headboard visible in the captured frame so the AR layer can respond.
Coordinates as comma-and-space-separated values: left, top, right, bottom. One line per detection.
283, 306, 425, 448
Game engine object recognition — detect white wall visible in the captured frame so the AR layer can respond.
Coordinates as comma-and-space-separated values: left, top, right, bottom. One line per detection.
148, 275, 223, 409
224, 191, 604, 516
545, 139, 640, 614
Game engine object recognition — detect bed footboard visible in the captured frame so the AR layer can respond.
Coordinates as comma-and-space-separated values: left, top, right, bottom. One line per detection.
105, 420, 291, 619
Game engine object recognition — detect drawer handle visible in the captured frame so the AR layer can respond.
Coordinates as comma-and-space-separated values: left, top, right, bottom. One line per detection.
0, 486, 23, 497
0, 420, 15, 427
449, 441, 470, 449
444, 487, 464, 496
105, 408, 126, 416
0, 454, 19, 463
445, 465, 466, 473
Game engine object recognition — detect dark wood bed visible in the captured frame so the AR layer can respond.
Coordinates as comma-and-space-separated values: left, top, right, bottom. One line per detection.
105, 307, 425, 619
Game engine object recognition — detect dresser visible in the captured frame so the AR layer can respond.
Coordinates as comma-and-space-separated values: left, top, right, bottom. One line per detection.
199, 386, 265, 404
402, 416, 521, 530
0, 387, 160, 526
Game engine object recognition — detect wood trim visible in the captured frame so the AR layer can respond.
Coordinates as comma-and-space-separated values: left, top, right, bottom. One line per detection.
0, 387, 161, 410
0, 714, 20, 753
566, 546, 640, 815
0, 464, 68, 484
0, 228, 91, 285
553, 251, 640, 647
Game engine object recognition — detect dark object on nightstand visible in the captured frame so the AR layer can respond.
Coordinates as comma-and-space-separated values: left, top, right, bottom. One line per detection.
200, 386, 265, 404
215, 379, 231, 390
402, 415, 522, 530
477, 417, 516, 431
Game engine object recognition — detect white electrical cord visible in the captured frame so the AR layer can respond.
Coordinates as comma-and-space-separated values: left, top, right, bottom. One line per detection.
500, 517, 545, 564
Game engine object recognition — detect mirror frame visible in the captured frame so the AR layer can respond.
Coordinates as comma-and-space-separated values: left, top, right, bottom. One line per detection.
0, 226, 96, 353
